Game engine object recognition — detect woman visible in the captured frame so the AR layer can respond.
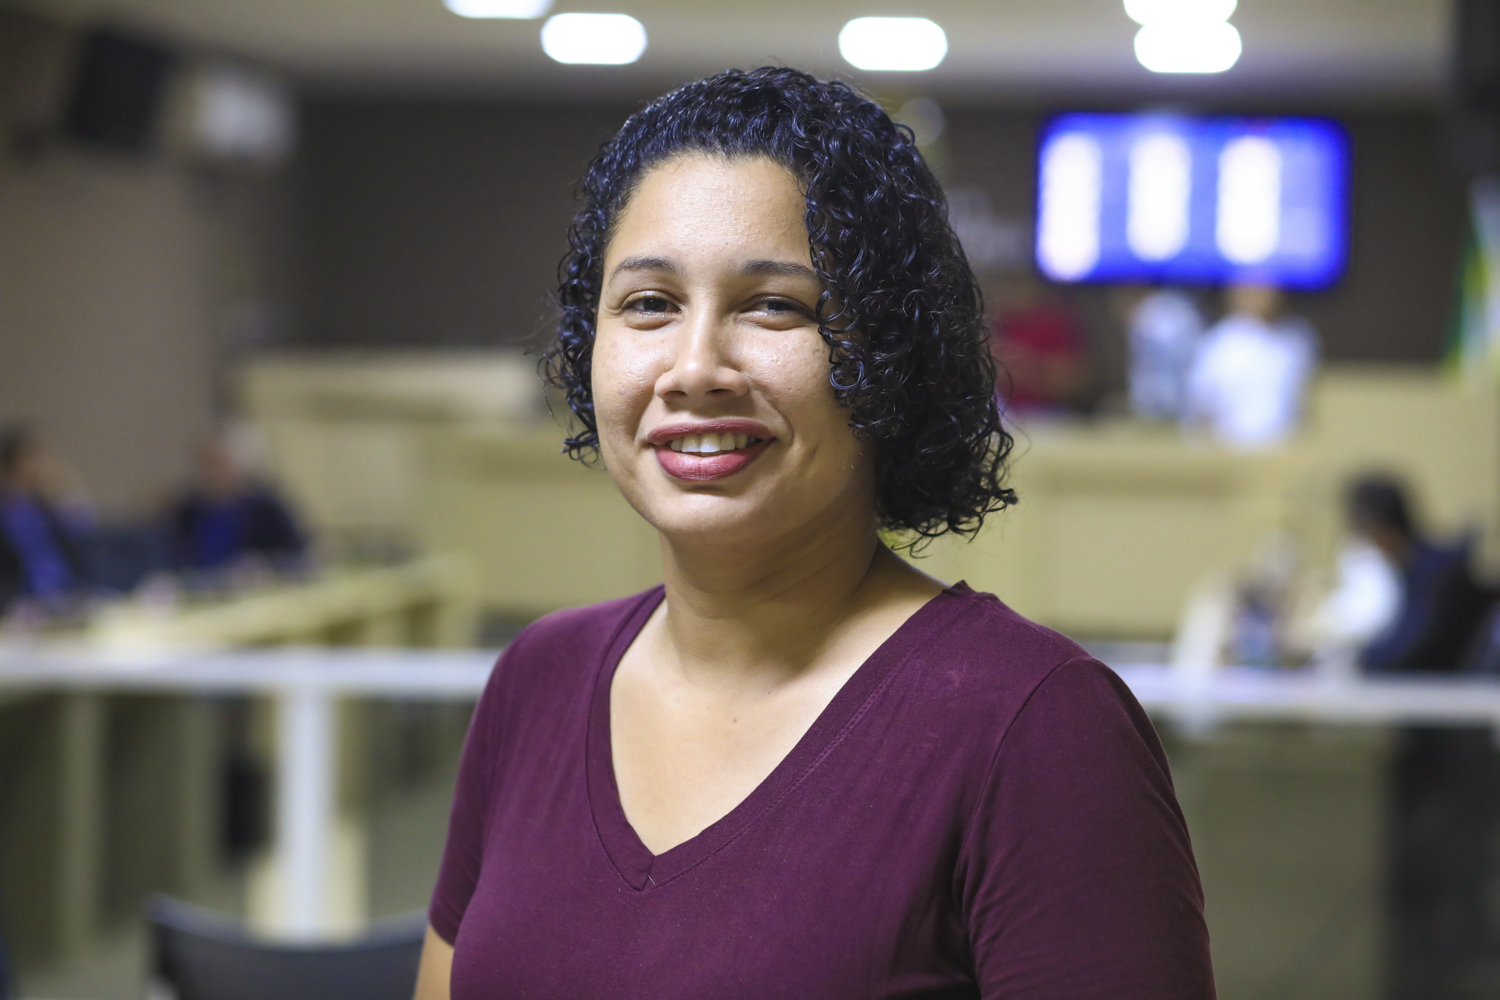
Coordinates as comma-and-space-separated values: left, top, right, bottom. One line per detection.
415, 68, 1214, 999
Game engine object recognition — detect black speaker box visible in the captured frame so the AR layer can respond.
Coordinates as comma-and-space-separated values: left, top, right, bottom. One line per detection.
63, 27, 177, 154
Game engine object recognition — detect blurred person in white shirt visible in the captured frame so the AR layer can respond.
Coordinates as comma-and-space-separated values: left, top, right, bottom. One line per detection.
1119, 287, 1204, 422
1186, 283, 1317, 447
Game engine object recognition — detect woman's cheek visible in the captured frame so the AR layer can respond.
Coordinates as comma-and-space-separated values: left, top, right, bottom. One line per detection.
754, 333, 829, 397
591, 337, 650, 425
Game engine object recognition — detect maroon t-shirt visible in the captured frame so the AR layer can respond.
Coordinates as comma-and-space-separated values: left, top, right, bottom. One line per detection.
430, 584, 1215, 999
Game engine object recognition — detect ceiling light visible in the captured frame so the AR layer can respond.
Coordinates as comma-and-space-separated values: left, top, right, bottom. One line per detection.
1126, 0, 1240, 73
445, 0, 552, 18
540, 12, 646, 64
1133, 21, 1241, 73
838, 17, 948, 72
1124, 0, 1235, 26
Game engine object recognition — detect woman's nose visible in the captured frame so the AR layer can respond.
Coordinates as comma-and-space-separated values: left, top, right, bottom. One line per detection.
654, 314, 749, 402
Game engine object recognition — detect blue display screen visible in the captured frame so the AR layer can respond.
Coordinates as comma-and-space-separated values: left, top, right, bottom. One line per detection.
1034, 113, 1349, 290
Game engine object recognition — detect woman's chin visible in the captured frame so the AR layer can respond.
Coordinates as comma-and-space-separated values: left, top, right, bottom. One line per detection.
644, 499, 777, 550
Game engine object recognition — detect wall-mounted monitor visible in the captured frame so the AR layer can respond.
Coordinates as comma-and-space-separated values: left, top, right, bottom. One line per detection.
1034, 113, 1349, 290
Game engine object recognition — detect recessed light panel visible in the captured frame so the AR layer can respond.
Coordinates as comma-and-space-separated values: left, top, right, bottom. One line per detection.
1126, 0, 1241, 73
1134, 21, 1242, 73
838, 17, 947, 72
445, 0, 552, 19
1123, 0, 1236, 26
540, 12, 647, 64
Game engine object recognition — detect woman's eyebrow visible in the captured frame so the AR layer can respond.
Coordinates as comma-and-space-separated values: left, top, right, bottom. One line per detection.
738, 259, 817, 280
609, 255, 679, 281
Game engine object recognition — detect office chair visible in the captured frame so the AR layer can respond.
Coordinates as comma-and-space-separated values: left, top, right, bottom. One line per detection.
147, 895, 426, 1000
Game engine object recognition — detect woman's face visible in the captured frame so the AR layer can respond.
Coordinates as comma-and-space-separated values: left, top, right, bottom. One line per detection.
592, 153, 873, 547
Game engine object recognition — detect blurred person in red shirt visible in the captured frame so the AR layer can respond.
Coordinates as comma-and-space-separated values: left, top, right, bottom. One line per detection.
987, 275, 1089, 415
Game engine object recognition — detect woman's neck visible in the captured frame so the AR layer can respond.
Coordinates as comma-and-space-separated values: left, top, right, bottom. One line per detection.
652, 515, 940, 691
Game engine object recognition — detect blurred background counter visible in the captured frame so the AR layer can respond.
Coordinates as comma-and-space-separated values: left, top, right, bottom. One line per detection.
236, 351, 1496, 643
2, 348, 1492, 1000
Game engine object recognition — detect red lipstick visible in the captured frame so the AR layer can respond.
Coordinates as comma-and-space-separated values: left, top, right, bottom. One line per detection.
657, 442, 770, 481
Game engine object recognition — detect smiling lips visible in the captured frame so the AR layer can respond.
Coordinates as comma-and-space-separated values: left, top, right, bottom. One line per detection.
651, 423, 773, 481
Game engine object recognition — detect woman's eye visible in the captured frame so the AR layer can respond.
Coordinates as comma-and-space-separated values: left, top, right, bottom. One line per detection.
629, 296, 673, 314
759, 298, 807, 316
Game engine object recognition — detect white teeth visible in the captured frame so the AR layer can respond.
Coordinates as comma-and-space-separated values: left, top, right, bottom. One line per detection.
664, 432, 763, 454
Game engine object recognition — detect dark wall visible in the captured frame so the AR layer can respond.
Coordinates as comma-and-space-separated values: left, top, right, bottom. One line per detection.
297, 100, 634, 347
1301, 113, 1468, 363
294, 99, 1468, 370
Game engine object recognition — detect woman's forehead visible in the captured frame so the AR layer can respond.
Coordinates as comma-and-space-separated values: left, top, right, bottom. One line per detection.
607, 154, 808, 265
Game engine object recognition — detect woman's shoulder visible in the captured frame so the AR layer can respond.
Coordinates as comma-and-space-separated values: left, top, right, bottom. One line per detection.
512, 587, 660, 652
926, 582, 1097, 682
905, 583, 1141, 740
480, 586, 663, 700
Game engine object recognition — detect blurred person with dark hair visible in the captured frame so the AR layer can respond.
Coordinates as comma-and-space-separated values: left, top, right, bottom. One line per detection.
1348, 475, 1492, 674
169, 432, 306, 576
1186, 283, 1316, 447
1346, 474, 1500, 998
0, 425, 89, 614
987, 274, 1090, 415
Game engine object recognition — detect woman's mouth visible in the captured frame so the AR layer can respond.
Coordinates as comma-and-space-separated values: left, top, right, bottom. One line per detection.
664, 432, 763, 454
655, 432, 771, 481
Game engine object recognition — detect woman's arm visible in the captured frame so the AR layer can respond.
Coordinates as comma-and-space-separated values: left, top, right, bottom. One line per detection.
413, 925, 454, 1000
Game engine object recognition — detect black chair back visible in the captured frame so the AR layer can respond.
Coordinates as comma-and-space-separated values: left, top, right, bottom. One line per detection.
147, 896, 425, 1000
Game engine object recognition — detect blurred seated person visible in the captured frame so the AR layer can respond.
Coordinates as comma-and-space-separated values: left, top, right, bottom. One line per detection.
1186, 283, 1316, 448
1351, 475, 1500, 998
987, 274, 1088, 415
1349, 475, 1494, 673
169, 431, 306, 575
0, 425, 90, 614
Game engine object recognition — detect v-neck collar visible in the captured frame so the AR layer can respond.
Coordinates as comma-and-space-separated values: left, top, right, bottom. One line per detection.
585, 582, 971, 891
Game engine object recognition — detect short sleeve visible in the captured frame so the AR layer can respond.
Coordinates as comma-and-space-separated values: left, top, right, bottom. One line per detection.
428, 653, 507, 944
958, 658, 1216, 999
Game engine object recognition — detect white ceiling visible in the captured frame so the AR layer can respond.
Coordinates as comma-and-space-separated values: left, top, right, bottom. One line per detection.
15, 0, 1450, 101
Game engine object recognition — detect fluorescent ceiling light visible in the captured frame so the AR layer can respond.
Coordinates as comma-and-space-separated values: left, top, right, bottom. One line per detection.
1124, 0, 1235, 26
445, 0, 552, 18
1134, 21, 1241, 73
541, 12, 647, 64
838, 17, 948, 72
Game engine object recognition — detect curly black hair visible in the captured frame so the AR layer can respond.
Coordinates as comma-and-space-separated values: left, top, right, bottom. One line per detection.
545, 66, 1015, 542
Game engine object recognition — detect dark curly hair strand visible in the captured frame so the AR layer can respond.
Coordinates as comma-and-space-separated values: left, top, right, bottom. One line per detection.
545, 67, 1016, 543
